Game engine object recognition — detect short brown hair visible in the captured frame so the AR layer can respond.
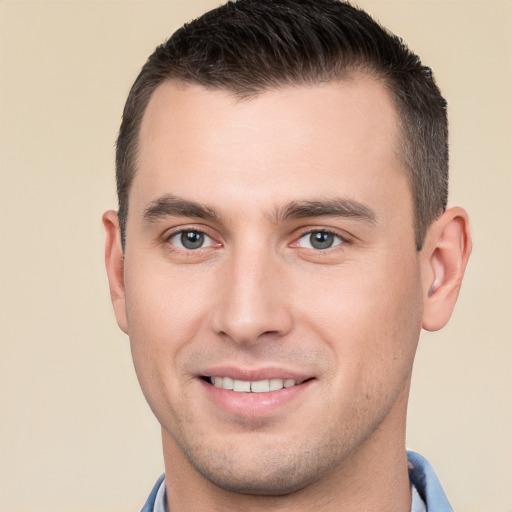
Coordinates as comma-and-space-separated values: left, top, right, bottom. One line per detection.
116, 0, 448, 250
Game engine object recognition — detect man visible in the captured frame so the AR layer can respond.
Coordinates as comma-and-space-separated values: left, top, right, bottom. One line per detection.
103, 0, 471, 510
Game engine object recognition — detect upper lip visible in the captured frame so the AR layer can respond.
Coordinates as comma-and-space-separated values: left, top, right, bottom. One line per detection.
199, 366, 314, 382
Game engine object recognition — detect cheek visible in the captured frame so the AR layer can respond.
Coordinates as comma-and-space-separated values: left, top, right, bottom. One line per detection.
123, 264, 212, 398
299, 255, 422, 378
297, 262, 422, 437
125, 260, 211, 339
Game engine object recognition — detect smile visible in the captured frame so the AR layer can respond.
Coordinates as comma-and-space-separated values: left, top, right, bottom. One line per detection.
208, 376, 301, 393
201, 373, 316, 417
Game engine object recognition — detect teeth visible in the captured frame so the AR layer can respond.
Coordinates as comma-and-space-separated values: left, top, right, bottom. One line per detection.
222, 376, 234, 390
283, 379, 296, 388
269, 378, 284, 391
233, 379, 251, 392
251, 380, 270, 393
210, 377, 298, 393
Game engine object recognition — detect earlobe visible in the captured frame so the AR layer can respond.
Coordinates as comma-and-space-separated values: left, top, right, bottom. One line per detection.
421, 207, 472, 332
102, 210, 129, 334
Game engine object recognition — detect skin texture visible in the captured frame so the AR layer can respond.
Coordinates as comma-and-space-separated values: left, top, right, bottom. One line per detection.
104, 77, 471, 511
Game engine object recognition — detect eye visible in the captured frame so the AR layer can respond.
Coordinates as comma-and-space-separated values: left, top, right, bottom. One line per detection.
296, 230, 343, 250
168, 230, 215, 250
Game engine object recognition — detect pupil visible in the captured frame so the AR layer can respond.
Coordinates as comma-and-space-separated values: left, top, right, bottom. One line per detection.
310, 231, 333, 249
181, 231, 204, 249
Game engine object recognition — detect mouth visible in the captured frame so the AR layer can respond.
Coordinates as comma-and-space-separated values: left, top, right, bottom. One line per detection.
203, 376, 313, 393
199, 372, 317, 417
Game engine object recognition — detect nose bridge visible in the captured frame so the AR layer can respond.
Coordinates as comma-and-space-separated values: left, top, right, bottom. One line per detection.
212, 239, 292, 344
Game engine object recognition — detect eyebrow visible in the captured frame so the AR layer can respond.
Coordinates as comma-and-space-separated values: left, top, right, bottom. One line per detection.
143, 194, 219, 222
142, 194, 377, 225
276, 198, 377, 224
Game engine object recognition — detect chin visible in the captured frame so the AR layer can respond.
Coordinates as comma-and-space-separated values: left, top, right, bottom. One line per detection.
182, 441, 337, 497
195, 464, 316, 496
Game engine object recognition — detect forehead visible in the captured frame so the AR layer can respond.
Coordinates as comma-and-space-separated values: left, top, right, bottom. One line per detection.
133, 77, 408, 220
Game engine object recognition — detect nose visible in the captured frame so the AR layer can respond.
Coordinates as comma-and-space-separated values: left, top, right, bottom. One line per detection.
211, 246, 294, 345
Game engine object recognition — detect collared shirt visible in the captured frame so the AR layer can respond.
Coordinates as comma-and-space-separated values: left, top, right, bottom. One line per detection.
142, 451, 452, 512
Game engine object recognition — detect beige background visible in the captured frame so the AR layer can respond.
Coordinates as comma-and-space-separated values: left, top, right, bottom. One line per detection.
0, 1, 510, 510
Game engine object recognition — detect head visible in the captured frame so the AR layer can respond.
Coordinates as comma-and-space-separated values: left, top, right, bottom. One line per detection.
104, 0, 471, 506
116, 0, 448, 252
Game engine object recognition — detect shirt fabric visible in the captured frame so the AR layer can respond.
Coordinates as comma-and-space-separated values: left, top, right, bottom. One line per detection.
141, 451, 452, 512
411, 484, 427, 512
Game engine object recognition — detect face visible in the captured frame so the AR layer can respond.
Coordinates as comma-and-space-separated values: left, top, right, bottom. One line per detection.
114, 78, 425, 494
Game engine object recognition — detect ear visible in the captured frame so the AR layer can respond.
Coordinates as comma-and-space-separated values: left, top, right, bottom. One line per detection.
421, 206, 472, 331
102, 210, 128, 334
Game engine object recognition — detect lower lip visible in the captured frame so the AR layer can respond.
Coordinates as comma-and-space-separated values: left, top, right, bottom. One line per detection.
200, 379, 314, 418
